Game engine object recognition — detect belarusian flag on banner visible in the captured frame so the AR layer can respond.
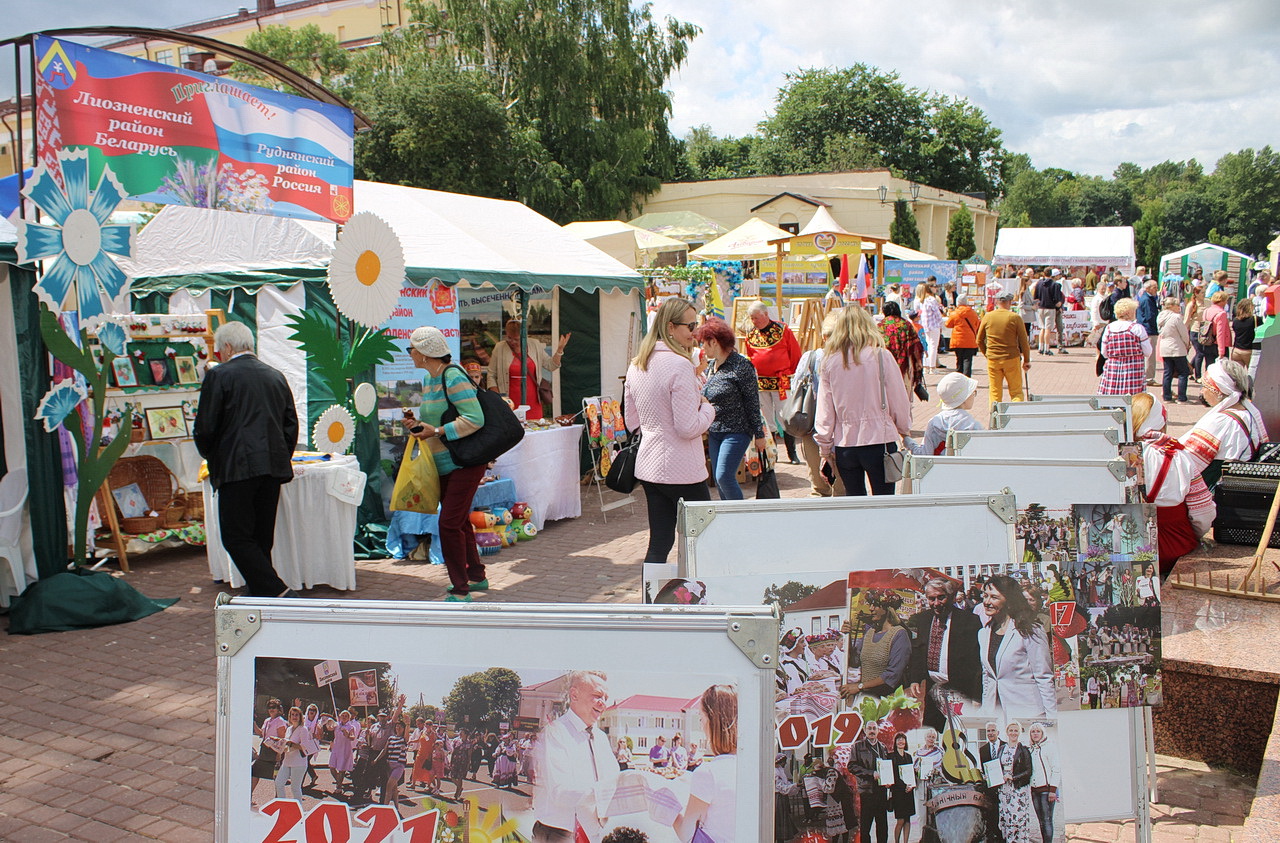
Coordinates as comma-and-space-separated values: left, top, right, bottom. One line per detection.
837, 253, 850, 296
574, 820, 592, 843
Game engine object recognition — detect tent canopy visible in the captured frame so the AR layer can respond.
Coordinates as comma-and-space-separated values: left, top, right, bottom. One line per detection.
691, 217, 792, 260
800, 206, 849, 235
125, 181, 641, 294
1160, 242, 1252, 265
993, 226, 1135, 271
628, 210, 728, 246
563, 220, 686, 269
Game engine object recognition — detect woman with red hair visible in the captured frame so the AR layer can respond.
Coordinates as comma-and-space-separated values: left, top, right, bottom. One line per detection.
695, 318, 767, 500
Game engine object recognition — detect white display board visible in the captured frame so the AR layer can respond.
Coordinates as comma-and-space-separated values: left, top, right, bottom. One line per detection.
992, 408, 1130, 440
907, 456, 1133, 509
676, 492, 1017, 577
215, 599, 776, 843
1057, 707, 1151, 825
997, 398, 1133, 431
1029, 393, 1133, 409
948, 428, 1121, 461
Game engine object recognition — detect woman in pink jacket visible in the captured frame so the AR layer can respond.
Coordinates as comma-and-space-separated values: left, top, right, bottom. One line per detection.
625, 297, 716, 563
815, 306, 912, 496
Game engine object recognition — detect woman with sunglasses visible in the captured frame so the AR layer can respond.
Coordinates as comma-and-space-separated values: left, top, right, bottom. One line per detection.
624, 297, 715, 563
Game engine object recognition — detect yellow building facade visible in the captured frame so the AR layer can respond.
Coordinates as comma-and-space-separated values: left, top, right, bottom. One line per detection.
631, 170, 997, 260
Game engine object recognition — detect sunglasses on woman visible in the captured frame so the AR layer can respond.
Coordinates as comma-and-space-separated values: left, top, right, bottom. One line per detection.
672, 321, 698, 331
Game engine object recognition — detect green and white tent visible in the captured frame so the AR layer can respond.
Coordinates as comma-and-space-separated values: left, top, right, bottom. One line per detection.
1159, 242, 1252, 298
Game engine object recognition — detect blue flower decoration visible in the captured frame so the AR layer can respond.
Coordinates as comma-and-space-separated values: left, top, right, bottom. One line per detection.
35, 381, 87, 432
16, 149, 135, 325
97, 322, 127, 356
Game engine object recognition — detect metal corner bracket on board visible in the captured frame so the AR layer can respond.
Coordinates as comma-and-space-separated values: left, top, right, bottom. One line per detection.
1106, 458, 1129, 481
679, 501, 716, 538
986, 493, 1017, 524
214, 592, 262, 657
726, 612, 779, 670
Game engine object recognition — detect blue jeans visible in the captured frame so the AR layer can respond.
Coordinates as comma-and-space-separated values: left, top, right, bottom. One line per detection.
707, 431, 752, 500
834, 442, 899, 496
1162, 356, 1189, 401
1032, 789, 1055, 843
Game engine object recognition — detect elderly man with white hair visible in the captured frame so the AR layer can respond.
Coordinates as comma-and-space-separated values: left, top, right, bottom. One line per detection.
193, 321, 299, 598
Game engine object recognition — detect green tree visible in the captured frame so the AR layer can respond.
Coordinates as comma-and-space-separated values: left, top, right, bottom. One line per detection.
413, 0, 699, 221
230, 24, 352, 92
679, 125, 758, 180
443, 667, 523, 728
762, 580, 820, 610
946, 203, 976, 261
757, 65, 1004, 194
889, 199, 921, 249
1133, 201, 1165, 269
1208, 146, 1280, 254
1162, 190, 1223, 251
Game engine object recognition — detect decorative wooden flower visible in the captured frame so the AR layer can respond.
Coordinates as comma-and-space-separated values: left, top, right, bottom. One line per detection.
35, 381, 86, 432
327, 212, 405, 328
16, 150, 135, 326
313, 405, 356, 454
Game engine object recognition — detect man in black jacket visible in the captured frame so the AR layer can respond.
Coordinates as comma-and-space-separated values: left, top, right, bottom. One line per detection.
1035, 270, 1065, 355
850, 720, 889, 843
194, 321, 299, 597
906, 577, 983, 732
979, 722, 1007, 843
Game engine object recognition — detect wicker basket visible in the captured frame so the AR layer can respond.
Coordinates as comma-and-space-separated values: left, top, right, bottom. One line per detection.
120, 515, 161, 534
179, 490, 205, 521
162, 500, 186, 528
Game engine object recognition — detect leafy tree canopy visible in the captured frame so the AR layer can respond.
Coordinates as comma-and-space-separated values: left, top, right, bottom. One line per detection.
443, 667, 523, 728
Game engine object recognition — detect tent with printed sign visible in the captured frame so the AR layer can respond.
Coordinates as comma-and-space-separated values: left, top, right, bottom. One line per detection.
1159, 242, 1251, 298
628, 210, 729, 248
993, 226, 1136, 271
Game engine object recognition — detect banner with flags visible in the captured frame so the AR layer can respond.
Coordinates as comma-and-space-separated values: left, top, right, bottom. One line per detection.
34, 34, 354, 223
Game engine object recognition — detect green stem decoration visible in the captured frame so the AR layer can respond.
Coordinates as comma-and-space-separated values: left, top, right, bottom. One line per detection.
38, 306, 134, 566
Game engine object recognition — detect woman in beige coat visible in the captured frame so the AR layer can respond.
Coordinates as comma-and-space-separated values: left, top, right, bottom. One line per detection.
1157, 297, 1191, 403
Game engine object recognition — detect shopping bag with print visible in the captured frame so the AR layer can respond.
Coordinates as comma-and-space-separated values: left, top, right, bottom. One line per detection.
390, 438, 440, 514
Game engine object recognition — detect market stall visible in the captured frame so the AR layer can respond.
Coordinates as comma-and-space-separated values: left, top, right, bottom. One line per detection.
1159, 241, 1251, 297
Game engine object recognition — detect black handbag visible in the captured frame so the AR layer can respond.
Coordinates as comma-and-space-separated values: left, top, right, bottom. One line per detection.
439, 364, 525, 467
756, 466, 781, 499
605, 385, 641, 493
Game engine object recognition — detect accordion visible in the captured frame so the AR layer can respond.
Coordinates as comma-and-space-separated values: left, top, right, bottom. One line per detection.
1212, 454, 1280, 548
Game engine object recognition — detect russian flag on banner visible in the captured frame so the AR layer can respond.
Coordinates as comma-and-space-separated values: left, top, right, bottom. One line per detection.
854, 254, 871, 303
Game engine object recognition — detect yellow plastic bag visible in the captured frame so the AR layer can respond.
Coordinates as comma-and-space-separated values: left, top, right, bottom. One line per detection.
390, 439, 441, 514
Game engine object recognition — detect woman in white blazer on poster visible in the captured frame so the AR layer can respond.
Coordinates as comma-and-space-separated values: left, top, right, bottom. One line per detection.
978, 575, 1058, 719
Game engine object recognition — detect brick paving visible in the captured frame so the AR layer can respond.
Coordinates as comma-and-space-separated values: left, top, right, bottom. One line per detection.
0, 344, 1260, 839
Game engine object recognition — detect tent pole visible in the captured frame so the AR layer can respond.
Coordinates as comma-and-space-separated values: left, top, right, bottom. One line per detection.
775, 243, 783, 311
518, 288, 529, 408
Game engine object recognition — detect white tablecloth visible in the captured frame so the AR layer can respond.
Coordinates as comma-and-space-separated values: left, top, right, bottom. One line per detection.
492, 424, 583, 530
205, 455, 363, 591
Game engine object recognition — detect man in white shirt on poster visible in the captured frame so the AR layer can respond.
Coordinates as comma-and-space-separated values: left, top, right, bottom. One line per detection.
533, 670, 618, 842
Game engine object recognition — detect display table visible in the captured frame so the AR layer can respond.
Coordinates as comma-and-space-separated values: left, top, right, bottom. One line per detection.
205, 454, 364, 591
492, 424, 583, 530
385, 478, 518, 561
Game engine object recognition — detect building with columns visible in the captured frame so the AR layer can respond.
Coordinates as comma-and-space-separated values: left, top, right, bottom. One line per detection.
630, 170, 997, 259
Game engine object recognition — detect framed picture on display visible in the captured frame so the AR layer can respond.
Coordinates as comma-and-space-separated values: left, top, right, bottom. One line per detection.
149, 359, 173, 387
175, 356, 199, 385
145, 406, 188, 440
111, 357, 138, 388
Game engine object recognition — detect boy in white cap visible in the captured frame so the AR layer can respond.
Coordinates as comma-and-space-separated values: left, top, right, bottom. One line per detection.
904, 372, 984, 456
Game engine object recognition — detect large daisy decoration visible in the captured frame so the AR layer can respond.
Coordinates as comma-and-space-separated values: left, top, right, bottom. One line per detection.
327, 211, 405, 328
313, 404, 356, 454
17, 149, 136, 326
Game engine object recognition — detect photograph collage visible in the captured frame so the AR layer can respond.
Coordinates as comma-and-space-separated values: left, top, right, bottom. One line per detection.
245, 656, 742, 843
649, 500, 1161, 843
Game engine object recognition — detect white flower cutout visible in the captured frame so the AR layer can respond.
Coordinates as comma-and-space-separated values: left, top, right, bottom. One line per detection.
327, 212, 405, 328
17, 149, 134, 327
353, 382, 377, 418
313, 404, 356, 454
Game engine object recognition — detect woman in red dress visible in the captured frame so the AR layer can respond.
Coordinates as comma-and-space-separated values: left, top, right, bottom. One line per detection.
486, 319, 571, 419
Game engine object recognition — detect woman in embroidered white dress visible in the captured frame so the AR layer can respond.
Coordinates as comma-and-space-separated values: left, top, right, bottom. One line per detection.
1181, 359, 1268, 490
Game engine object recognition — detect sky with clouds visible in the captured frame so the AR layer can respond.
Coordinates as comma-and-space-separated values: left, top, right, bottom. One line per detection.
4, 0, 1277, 177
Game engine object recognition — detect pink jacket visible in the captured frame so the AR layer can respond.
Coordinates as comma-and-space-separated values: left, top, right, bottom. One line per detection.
814, 346, 912, 452
624, 342, 716, 484
1202, 304, 1233, 356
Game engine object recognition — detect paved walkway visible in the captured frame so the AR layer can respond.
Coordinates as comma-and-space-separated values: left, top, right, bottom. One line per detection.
0, 345, 1260, 840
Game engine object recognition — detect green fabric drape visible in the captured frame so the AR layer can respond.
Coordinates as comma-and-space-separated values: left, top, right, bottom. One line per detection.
558, 290, 601, 475
10, 265, 69, 579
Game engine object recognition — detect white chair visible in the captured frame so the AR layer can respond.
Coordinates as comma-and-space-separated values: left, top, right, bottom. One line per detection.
0, 469, 29, 608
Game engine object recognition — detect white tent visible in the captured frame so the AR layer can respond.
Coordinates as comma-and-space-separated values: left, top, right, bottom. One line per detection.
690, 217, 792, 260
800, 206, 849, 235
124, 181, 641, 293
879, 242, 939, 261
993, 226, 1135, 271
563, 220, 687, 269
